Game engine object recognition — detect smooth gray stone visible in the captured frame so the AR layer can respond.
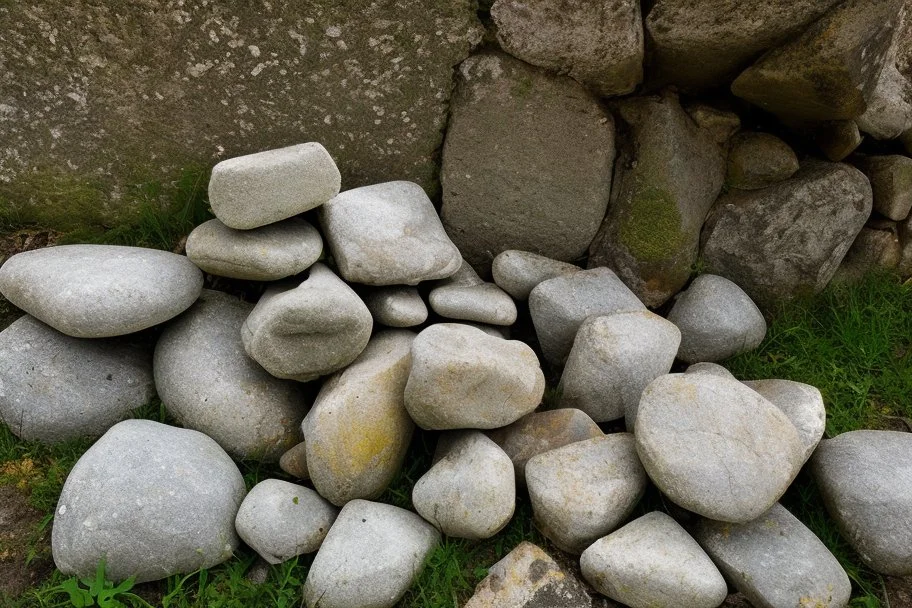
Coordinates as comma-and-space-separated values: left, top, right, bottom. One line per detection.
413, 431, 515, 540
303, 500, 440, 608
429, 282, 518, 326
693, 504, 852, 608
668, 274, 767, 364
320, 181, 462, 286
811, 430, 912, 575
559, 311, 680, 424
857, 64, 912, 140
525, 434, 647, 554
235, 479, 338, 565
635, 374, 804, 523
154, 289, 307, 461
743, 379, 826, 462
726, 132, 799, 190
209, 142, 340, 230
185, 217, 323, 280
304, 331, 416, 506
854, 155, 912, 221
529, 268, 645, 366
279, 441, 310, 480
459, 323, 510, 339
404, 324, 545, 430
0, 315, 154, 443
0, 245, 202, 338
581, 512, 727, 608
51, 420, 245, 583
684, 362, 736, 380
491, 250, 580, 300
364, 287, 428, 328
242, 263, 372, 382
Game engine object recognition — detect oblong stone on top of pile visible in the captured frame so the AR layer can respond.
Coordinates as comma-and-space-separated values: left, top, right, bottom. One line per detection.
635, 373, 804, 523
364, 287, 428, 328
404, 323, 545, 430
0, 244, 203, 338
529, 267, 645, 366
154, 289, 307, 461
491, 250, 579, 300
52, 419, 246, 584
742, 379, 826, 462
304, 331, 416, 506
319, 180, 462, 286
185, 217, 323, 281
429, 282, 518, 326
208, 142, 341, 230
242, 263, 372, 382
0, 315, 154, 443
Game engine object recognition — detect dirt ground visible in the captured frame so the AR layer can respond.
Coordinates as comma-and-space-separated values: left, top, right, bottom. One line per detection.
0, 485, 52, 599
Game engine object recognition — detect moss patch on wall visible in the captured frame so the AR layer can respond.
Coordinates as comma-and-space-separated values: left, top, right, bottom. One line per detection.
616, 185, 686, 263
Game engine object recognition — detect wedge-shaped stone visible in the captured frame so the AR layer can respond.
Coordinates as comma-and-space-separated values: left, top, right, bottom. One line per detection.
491, 250, 579, 301
726, 132, 799, 190
742, 379, 826, 463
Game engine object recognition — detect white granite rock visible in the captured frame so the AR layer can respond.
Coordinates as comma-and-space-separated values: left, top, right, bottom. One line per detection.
684, 362, 736, 380
491, 250, 580, 300
429, 282, 518, 326
364, 287, 428, 328
743, 379, 826, 462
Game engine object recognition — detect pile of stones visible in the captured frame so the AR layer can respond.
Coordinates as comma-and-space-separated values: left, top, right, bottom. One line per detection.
0, 142, 910, 608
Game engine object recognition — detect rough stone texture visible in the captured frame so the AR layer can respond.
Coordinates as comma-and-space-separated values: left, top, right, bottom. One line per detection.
726, 132, 800, 190
412, 431, 515, 539
491, 250, 579, 301
241, 263, 372, 382
52, 420, 246, 583
303, 331, 415, 506
185, 217, 322, 280
588, 91, 725, 308
465, 541, 596, 608
0, 315, 154, 443
209, 143, 339, 229
683, 102, 741, 145
811, 430, 912, 576
0, 245, 202, 338
701, 160, 873, 307
901, 215, 912, 276
645, 0, 841, 92
405, 324, 545, 430
731, 0, 903, 121
684, 362, 736, 380
855, 155, 912, 220
667, 274, 767, 364
857, 64, 912, 139
487, 409, 603, 486
441, 50, 615, 274
581, 512, 727, 608
303, 500, 440, 608
835, 223, 903, 282
694, 504, 852, 608
525, 434, 647, 554
364, 287, 428, 328
429, 282, 518, 326
279, 441, 309, 480
0, 1, 483, 229
529, 268, 645, 366
235, 479, 337, 565
154, 289, 306, 461
743, 379, 826, 463
635, 374, 804, 523
490, 0, 643, 97
559, 311, 680, 424
814, 120, 865, 162
319, 181, 462, 286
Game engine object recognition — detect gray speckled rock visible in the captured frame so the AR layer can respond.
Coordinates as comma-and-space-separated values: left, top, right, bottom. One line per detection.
235, 479, 338, 565
303, 500, 440, 608
858, 64, 912, 140
364, 287, 428, 328
279, 441, 309, 480
526, 434, 647, 554
304, 331, 415, 506
635, 374, 804, 523
319, 181, 462, 286
693, 504, 852, 608
814, 120, 865, 162
855, 155, 912, 221
811, 430, 912, 575
0, 315, 154, 443
185, 217, 323, 280
684, 362, 736, 380
242, 263, 372, 382
668, 274, 767, 364
684, 102, 741, 144
581, 512, 727, 608
154, 289, 307, 461
405, 324, 545, 430
491, 250, 580, 300
529, 268, 645, 366
429, 283, 517, 326
742, 379, 826, 462
413, 431, 515, 539
726, 133, 799, 190
51, 420, 245, 584
209, 142, 340, 230
0, 245, 203, 338
559, 311, 680, 424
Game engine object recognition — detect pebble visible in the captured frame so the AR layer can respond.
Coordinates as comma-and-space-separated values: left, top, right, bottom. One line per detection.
279, 441, 310, 480
364, 287, 428, 328
429, 282, 518, 326
491, 250, 579, 300
743, 379, 826, 462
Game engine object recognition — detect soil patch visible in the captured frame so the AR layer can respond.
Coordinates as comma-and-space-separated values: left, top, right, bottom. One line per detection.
886, 576, 912, 608
0, 485, 53, 599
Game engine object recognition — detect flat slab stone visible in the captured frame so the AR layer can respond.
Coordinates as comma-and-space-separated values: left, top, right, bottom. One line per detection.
185, 217, 323, 280
429, 283, 518, 326
491, 250, 580, 300
742, 379, 826, 462
209, 142, 340, 230
0, 245, 203, 338
364, 287, 428, 328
